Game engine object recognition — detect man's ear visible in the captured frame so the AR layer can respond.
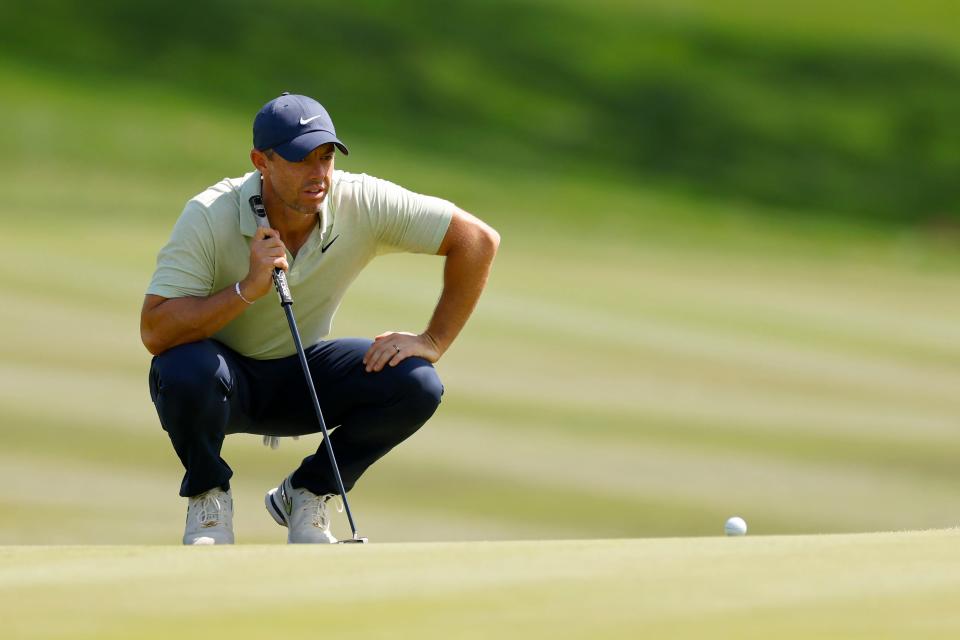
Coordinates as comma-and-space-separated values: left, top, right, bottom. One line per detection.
250, 148, 270, 174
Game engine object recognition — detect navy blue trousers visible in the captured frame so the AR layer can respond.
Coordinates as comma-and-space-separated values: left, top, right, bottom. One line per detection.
148, 338, 443, 497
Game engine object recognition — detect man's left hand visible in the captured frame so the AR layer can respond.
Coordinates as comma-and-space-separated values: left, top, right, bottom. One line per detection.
363, 331, 442, 373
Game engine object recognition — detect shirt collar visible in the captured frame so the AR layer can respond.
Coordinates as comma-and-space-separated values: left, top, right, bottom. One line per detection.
236, 169, 333, 240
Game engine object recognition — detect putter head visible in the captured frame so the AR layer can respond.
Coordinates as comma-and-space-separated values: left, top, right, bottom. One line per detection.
338, 537, 369, 544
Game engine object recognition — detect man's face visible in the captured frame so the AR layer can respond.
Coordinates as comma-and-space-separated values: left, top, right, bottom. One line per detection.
255, 143, 336, 215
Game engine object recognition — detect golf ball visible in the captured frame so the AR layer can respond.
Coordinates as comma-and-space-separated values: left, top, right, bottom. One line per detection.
724, 516, 747, 536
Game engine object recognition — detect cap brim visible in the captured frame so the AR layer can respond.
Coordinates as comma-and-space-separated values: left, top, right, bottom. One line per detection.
273, 130, 349, 161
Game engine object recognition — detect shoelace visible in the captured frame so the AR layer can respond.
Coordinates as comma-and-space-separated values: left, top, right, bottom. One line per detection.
262, 435, 300, 450
299, 492, 343, 528
194, 492, 229, 526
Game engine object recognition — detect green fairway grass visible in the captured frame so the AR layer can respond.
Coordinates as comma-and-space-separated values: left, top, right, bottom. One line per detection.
3, 5, 959, 637
2, 531, 959, 639
2, 50, 960, 545
5, 1, 960, 223
2, 0, 960, 550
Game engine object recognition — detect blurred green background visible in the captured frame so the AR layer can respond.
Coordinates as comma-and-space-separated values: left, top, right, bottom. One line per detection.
1, 0, 958, 544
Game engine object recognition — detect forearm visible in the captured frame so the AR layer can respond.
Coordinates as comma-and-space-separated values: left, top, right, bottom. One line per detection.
140, 284, 252, 355
424, 229, 499, 355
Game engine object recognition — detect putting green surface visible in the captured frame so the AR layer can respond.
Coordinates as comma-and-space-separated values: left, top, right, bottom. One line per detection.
3, 9, 960, 637
3, 531, 959, 639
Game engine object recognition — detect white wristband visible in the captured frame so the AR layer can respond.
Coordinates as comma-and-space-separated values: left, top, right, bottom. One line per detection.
235, 281, 253, 305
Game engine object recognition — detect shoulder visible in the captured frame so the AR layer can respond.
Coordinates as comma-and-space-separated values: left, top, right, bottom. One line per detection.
330, 170, 376, 203
328, 171, 386, 220
180, 172, 256, 232
189, 172, 253, 212
330, 170, 430, 211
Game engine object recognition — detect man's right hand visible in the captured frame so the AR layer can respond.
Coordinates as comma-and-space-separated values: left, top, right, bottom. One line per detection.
240, 227, 289, 301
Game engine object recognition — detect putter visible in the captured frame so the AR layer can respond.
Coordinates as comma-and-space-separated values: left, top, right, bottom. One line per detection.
249, 194, 368, 544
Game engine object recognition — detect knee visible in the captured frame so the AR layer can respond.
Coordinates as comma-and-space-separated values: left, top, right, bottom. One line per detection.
149, 341, 232, 414
397, 361, 444, 421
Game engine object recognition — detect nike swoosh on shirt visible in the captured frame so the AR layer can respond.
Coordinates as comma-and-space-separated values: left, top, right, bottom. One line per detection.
299, 115, 325, 125
321, 234, 340, 253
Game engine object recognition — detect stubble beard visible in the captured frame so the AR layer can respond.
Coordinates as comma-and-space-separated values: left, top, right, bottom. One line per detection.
275, 184, 325, 216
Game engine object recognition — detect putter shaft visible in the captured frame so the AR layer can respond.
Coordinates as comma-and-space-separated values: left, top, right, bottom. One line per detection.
279, 295, 362, 539
249, 194, 365, 542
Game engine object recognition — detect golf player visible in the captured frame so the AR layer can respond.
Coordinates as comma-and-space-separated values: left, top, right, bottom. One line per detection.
140, 93, 500, 544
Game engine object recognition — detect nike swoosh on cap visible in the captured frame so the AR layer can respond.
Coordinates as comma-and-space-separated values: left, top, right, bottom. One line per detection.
299, 115, 325, 125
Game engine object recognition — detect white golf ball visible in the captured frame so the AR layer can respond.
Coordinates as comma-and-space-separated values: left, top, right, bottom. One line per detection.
724, 516, 747, 536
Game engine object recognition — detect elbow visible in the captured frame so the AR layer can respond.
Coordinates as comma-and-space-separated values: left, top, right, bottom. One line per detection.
141, 327, 164, 357
487, 226, 501, 252
140, 296, 174, 356
481, 223, 500, 258
140, 316, 169, 356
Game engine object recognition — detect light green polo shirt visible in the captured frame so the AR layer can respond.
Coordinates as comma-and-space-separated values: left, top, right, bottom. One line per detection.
147, 170, 454, 359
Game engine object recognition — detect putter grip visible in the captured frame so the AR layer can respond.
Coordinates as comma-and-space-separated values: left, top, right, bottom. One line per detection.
248, 196, 293, 306
272, 267, 293, 305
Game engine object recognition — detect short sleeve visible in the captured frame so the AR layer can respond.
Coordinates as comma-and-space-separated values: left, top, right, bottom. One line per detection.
360, 175, 454, 255
146, 201, 216, 299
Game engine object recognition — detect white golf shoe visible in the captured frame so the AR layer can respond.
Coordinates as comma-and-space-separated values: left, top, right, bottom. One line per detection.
183, 487, 234, 545
265, 476, 339, 544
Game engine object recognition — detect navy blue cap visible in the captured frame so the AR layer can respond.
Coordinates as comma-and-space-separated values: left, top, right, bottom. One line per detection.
253, 93, 349, 161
